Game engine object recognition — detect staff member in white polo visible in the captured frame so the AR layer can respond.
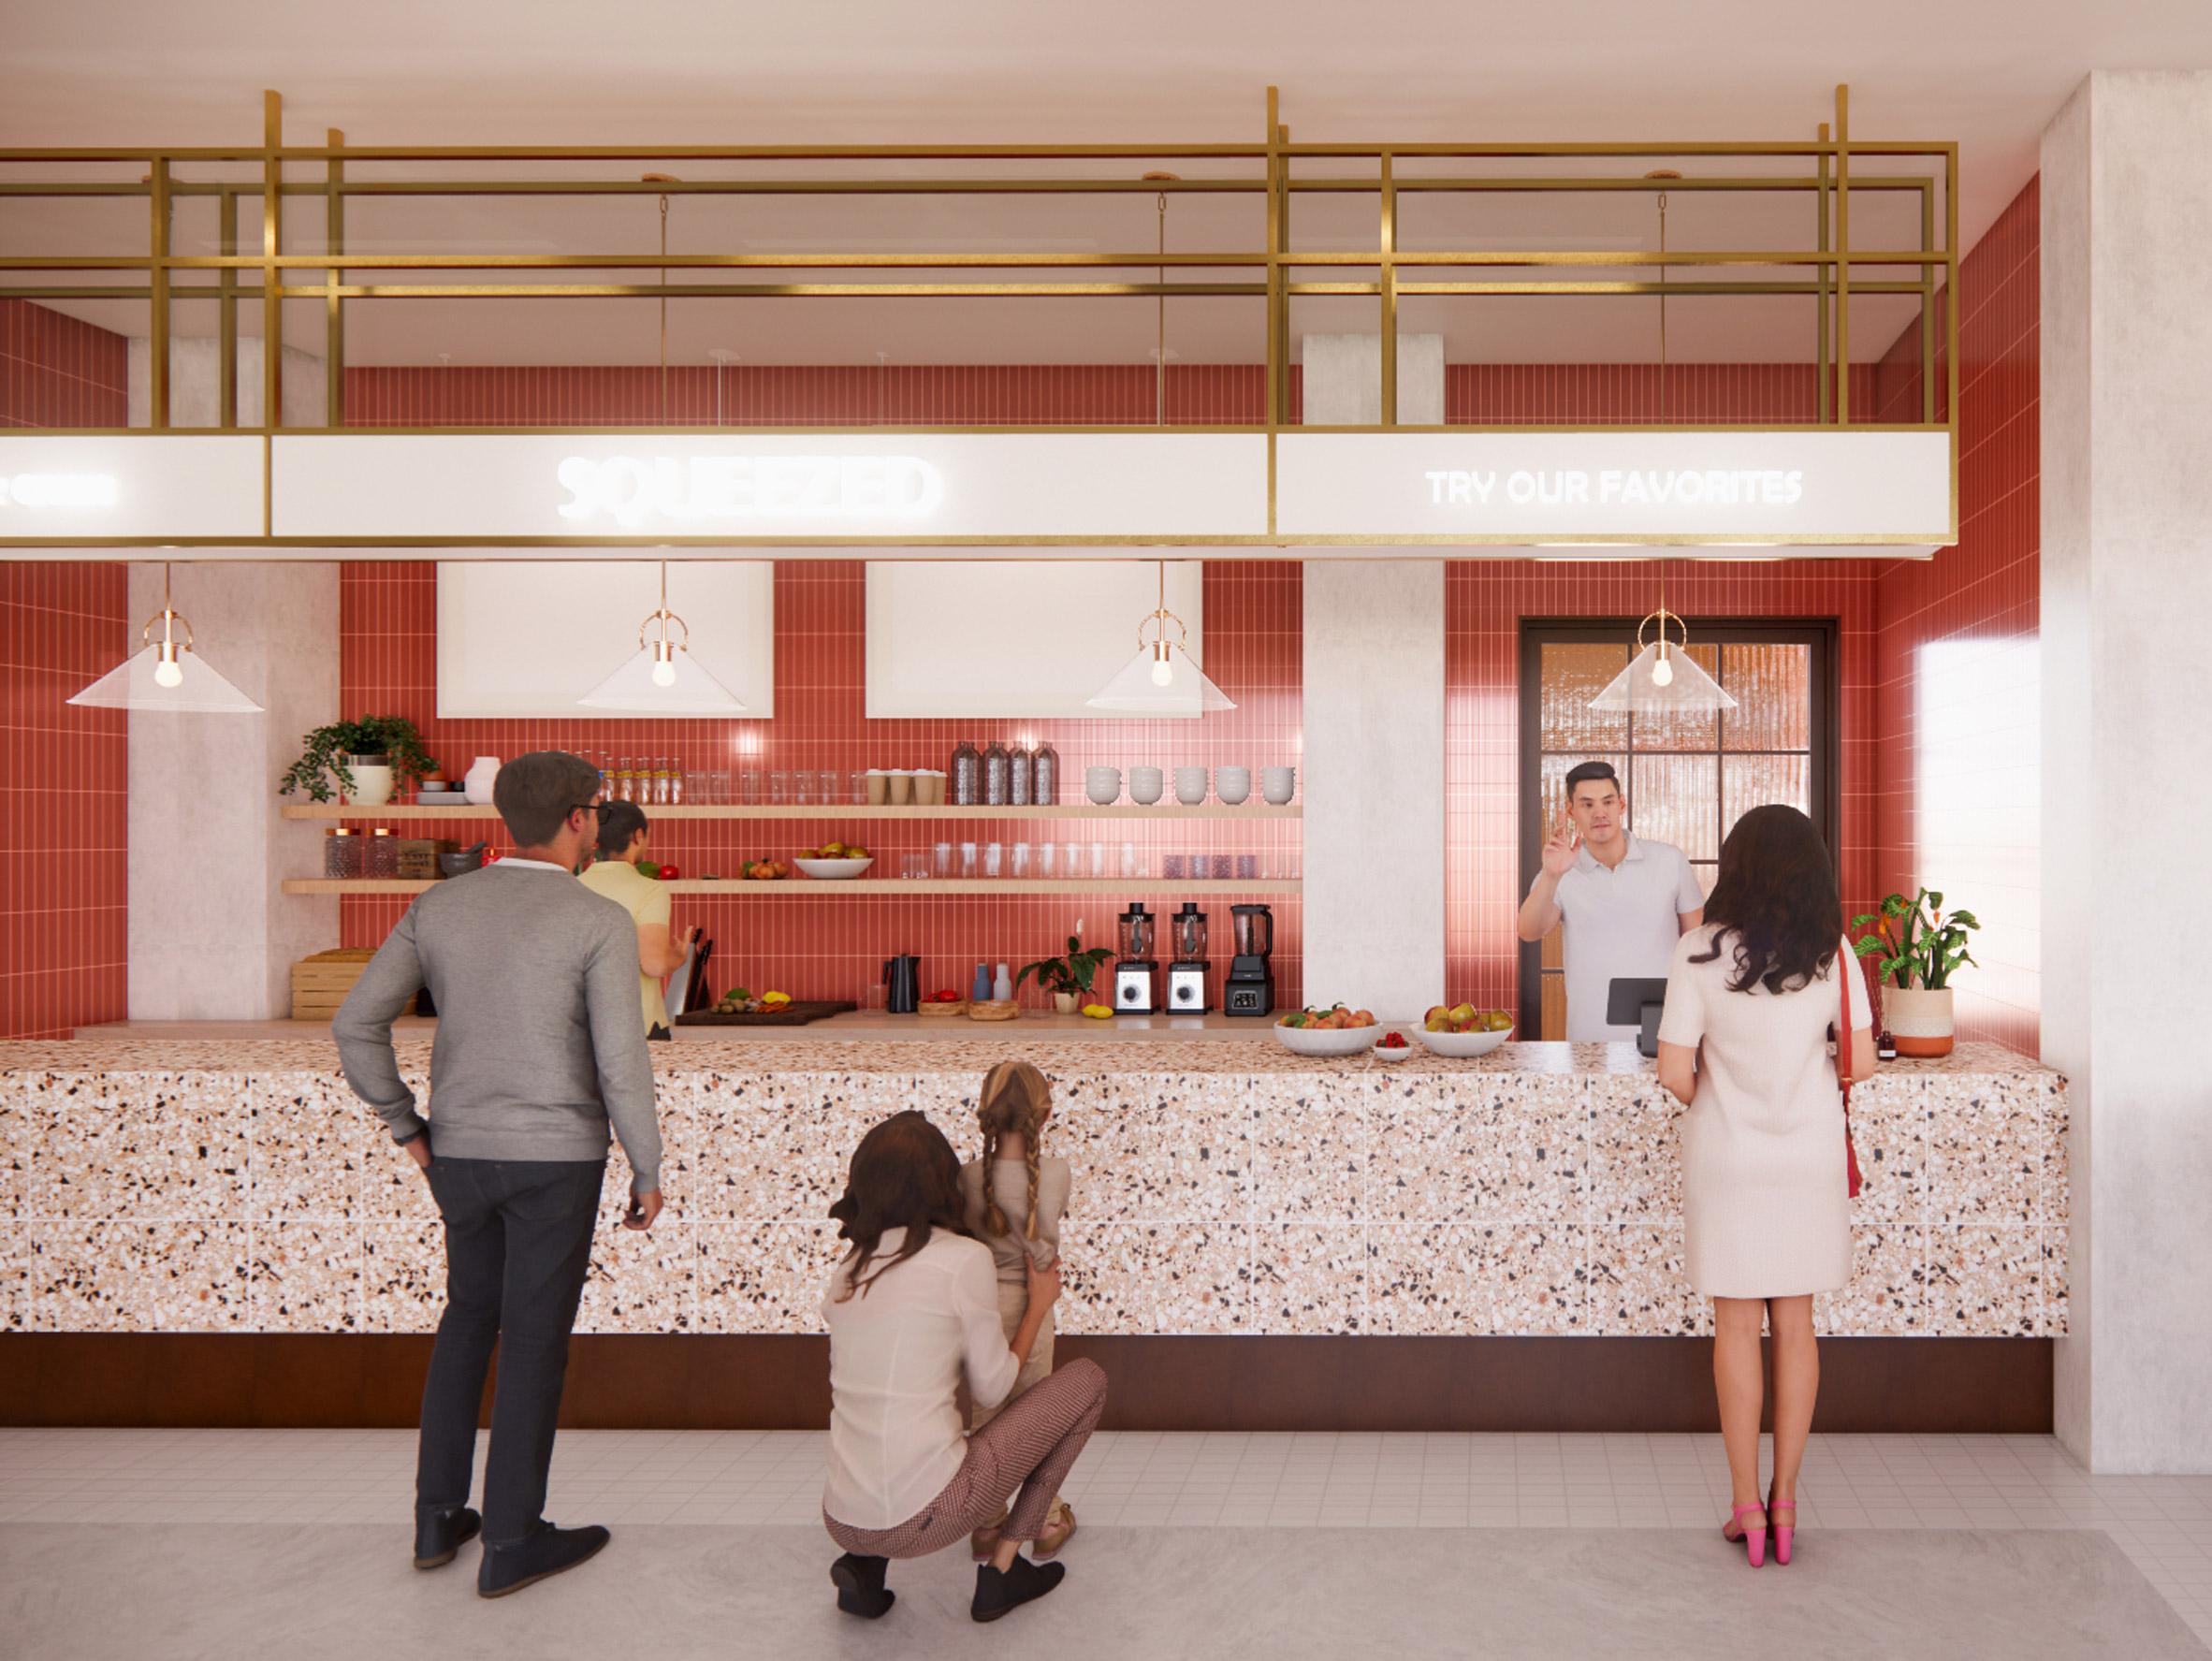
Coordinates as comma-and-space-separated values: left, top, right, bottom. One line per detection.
1517, 760, 1705, 1042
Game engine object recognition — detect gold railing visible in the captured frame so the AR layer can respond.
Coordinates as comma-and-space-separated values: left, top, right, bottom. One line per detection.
0, 85, 1957, 438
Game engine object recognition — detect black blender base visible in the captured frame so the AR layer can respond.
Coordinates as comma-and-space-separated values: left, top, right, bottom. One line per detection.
1224, 980, 1273, 1016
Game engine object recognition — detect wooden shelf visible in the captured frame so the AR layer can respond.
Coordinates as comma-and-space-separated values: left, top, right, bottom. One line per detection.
282, 802, 1301, 821
284, 877, 1302, 896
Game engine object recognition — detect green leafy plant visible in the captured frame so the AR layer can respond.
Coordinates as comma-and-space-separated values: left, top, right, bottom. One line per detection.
1852, 888, 1980, 991
279, 716, 440, 802
1014, 935, 1113, 1000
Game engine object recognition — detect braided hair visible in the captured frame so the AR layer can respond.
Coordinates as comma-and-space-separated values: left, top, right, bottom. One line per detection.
975, 1060, 1053, 1242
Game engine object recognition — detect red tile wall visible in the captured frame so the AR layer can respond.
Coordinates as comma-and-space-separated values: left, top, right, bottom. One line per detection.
0, 563, 130, 1038
338, 560, 1305, 1011
0, 299, 127, 429
1870, 177, 2041, 1056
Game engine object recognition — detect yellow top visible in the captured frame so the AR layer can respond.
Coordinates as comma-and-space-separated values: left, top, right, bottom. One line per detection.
577, 858, 674, 1034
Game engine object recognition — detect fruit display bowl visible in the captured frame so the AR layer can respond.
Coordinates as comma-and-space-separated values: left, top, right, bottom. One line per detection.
793, 857, 874, 880
1410, 1024, 1514, 1058
1272, 1022, 1385, 1057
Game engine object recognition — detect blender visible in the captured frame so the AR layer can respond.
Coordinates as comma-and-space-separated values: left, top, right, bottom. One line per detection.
1167, 902, 1210, 1013
1224, 903, 1274, 1016
1113, 901, 1160, 1013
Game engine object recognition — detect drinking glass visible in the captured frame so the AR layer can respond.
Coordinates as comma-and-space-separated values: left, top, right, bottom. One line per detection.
984, 842, 1003, 878
714, 771, 731, 806
1063, 840, 1083, 877
1236, 853, 1259, 880
739, 769, 762, 805
1037, 841, 1056, 877
1119, 842, 1138, 878
933, 841, 953, 877
1162, 853, 1186, 879
769, 770, 791, 805
1011, 842, 1030, 877
794, 769, 817, 806
847, 770, 866, 805
1088, 842, 1107, 878
960, 842, 978, 879
1211, 853, 1233, 880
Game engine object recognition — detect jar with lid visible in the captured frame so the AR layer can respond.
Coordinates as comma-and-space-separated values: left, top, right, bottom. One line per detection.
1008, 743, 1032, 807
325, 828, 363, 880
1032, 740, 1058, 806
365, 827, 400, 879
983, 739, 1011, 806
951, 739, 981, 806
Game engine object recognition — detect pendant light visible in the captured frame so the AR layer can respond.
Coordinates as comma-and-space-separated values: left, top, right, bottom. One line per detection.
577, 561, 748, 713
1143, 172, 1179, 425
1646, 169, 1681, 422
1085, 561, 1234, 714
68, 562, 263, 713
1587, 561, 1738, 714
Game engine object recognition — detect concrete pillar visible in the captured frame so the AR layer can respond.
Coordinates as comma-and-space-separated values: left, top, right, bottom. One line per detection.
2042, 70, 2212, 1473
1299, 337, 1447, 1019
127, 563, 340, 1020
126, 336, 327, 428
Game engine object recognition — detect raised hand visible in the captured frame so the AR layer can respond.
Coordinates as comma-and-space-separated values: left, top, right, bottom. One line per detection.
1540, 812, 1582, 879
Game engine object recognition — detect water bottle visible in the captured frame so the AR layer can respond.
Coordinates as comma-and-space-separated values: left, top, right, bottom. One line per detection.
1009, 743, 1032, 806
951, 739, 980, 807
1032, 741, 1058, 806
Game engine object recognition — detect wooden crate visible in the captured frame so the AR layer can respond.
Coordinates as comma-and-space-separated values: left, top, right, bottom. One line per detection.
395, 838, 457, 881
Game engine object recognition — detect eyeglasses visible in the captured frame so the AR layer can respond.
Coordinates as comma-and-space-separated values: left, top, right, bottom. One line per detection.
569, 801, 604, 818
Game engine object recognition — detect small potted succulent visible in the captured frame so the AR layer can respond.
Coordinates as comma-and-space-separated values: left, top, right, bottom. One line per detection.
1014, 934, 1113, 1014
1852, 887, 1980, 1057
281, 716, 440, 807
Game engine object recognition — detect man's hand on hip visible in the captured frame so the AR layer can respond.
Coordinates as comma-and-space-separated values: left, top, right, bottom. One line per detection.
404, 1134, 432, 1172
624, 1189, 663, 1231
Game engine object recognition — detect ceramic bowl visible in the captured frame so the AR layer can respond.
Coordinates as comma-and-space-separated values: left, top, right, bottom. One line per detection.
1128, 771, 1164, 805
1409, 1024, 1513, 1058
1260, 766, 1297, 806
1215, 767, 1252, 805
1372, 1034, 1417, 1060
793, 857, 874, 880
1271, 1021, 1384, 1057
1085, 770, 1122, 806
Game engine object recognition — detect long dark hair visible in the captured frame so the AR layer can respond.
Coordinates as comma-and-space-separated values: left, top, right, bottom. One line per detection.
1688, 804, 1841, 994
827, 1111, 968, 1300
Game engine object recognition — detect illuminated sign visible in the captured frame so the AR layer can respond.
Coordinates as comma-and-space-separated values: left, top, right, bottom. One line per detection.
0, 435, 264, 540
0, 474, 120, 509
1422, 468, 1804, 507
555, 453, 943, 527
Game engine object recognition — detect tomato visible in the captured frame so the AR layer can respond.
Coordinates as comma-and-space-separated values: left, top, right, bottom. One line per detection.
658, 863, 681, 881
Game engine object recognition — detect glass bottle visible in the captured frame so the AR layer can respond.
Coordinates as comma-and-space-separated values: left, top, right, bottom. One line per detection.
951, 739, 981, 806
668, 762, 684, 806
983, 739, 1011, 806
1008, 743, 1032, 807
614, 757, 633, 803
1032, 740, 1058, 807
656, 758, 674, 805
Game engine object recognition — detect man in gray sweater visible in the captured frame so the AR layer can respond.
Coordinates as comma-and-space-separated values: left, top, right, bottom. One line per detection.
334, 749, 662, 1598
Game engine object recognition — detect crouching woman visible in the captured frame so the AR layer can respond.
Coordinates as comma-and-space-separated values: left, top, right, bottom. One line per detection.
820, 1110, 1107, 1625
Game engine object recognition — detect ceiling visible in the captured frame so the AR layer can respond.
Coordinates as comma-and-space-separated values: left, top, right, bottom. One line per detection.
5, 0, 2207, 370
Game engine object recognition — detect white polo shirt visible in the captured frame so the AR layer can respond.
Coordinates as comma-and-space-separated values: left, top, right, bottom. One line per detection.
1553, 835, 1705, 1042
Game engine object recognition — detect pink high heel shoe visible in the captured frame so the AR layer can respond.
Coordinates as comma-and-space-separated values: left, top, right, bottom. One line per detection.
1724, 1502, 1767, 1567
1767, 1488, 1797, 1566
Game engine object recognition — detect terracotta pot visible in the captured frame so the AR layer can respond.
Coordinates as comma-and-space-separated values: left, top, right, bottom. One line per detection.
1054, 992, 1078, 1014
1885, 984, 1955, 1057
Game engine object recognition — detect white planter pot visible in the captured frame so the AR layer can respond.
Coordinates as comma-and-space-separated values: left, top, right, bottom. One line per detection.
462, 756, 502, 806
1054, 992, 1078, 1014
1884, 984, 1955, 1058
342, 756, 394, 808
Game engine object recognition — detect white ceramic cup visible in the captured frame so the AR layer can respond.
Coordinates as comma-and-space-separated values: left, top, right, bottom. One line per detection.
1260, 766, 1296, 805
1085, 767, 1122, 805
1174, 765, 1209, 806
1215, 766, 1252, 805
1128, 766, 1165, 805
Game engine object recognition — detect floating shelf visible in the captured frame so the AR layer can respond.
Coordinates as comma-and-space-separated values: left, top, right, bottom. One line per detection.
282, 803, 1301, 822
284, 877, 1302, 896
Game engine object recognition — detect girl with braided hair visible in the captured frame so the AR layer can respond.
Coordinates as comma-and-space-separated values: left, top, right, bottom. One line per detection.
958, 1060, 1075, 1562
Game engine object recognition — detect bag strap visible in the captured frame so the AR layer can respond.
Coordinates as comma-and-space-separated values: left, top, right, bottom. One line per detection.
1837, 964, 1854, 1105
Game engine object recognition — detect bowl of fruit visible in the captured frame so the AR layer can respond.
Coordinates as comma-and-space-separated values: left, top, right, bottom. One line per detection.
793, 839, 873, 880
1272, 1003, 1383, 1056
1412, 1002, 1516, 1057
737, 858, 791, 881
1373, 1030, 1415, 1060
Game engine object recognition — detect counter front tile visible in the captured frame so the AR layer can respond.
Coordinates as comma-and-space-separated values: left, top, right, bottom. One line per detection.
249, 1076, 361, 1222
251, 1219, 361, 1332
1373, 1074, 1584, 1225
1588, 1224, 1706, 1335
1925, 1225, 2043, 1337
1249, 1074, 1368, 1224
577, 1222, 695, 1334
2043, 1227, 2070, 1334
1585, 1076, 1679, 1224
695, 1219, 841, 1334
1249, 1222, 1365, 1333
1368, 1222, 1586, 1336
1056, 1221, 1249, 1335
1926, 1082, 2044, 1229
1814, 1223, 1925, 1335
1841, 1074, 1928, 1226
361, 1218, 444, 1333
1055, 1074, 1249, 1226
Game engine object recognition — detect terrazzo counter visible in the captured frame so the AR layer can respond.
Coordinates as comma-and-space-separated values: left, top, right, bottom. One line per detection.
0, 1038, 2065, 1340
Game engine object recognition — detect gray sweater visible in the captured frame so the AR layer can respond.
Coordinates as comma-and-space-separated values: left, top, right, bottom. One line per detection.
332, 860, 662, 1193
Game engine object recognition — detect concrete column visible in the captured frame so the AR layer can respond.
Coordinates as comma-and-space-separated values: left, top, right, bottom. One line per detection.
126, 336, 327, 428
1299, 334, 1448, 1019
127, 563, 340, 1020
2042, 71, 2212, 1473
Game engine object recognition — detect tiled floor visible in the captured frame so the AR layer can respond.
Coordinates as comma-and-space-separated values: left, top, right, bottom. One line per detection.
2, 1429, 2207, 1646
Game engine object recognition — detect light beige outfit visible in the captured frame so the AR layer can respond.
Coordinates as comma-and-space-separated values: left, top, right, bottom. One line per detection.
576, 859, 672, 1034
1657, 928, 1874, 1299
958, 1155, 1070, 1430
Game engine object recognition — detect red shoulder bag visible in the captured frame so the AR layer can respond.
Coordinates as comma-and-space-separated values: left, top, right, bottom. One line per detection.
1838, 971, 1864, 1199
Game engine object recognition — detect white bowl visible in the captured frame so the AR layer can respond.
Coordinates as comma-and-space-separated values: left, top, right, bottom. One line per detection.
1085, 775, 1121, 806
1372, 1035, 1417, 1060
1215, 767, 1252, 805
1260, 766, 1296, 806
1409, 1024, 1514, 1058
1272, 1021, 1385, 1057
793, 856, 875, 880
1129, 776, 1164, 805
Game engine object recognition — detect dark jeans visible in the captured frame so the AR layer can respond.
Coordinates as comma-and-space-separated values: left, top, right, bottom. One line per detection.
415, 1156, 605, 1546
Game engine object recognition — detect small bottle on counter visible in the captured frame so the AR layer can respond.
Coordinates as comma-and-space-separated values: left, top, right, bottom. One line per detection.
1877, 1027, 1898, 1062
971, 963, 994, 1004
951, 739, 981, 806
1032, 740, 1058, 806
1009, 742, 1032, 806
983, 739, 1011, 805
994, 962, 1014, 1001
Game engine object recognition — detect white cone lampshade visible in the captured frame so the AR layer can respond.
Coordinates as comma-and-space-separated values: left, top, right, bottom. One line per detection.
1084, 643, 1235, 715
1587, 641, 1738, 715
68, 641, 263, 714
577, 641, 747, 714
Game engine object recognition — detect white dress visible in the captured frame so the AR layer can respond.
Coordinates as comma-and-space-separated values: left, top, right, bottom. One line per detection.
1657, 928, 1873, 1299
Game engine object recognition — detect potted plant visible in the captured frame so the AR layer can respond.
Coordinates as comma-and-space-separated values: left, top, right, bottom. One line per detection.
280, 716, 440, 807
1852, 887, 1980, 1057
1014, 935, 1113, 1014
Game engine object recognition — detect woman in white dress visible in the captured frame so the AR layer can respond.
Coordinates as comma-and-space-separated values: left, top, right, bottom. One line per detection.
1655, 805, 1873, 1569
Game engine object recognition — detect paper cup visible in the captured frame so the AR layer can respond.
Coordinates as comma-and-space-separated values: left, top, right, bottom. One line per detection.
886, 770, 914, 806
865, 770, 890, 806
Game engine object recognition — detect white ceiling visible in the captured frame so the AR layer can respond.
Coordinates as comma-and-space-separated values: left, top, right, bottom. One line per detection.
5, 0, 2208, 370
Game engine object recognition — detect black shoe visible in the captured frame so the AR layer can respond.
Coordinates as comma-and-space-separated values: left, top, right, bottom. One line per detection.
830, 1552, 895, 1619
971, 1554, 1066, 1623
413, 1504, 481, 1569
476, 1522, 611, 1598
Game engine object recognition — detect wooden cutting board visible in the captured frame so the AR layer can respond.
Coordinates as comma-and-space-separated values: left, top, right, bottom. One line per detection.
675, 1000, 858, 1027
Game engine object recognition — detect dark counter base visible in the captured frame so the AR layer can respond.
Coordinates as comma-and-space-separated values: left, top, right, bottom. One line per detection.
0, 1334, 2051, 1435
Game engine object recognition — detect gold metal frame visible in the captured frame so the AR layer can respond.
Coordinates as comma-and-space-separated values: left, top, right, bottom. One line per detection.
0, 84, 1959, 551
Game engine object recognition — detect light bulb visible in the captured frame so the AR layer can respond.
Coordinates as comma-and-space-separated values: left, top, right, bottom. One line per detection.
650, 648, 677, 688
153, 656, 183, 689
1651, 654, 1674, 687
1150, 655, 1174, 688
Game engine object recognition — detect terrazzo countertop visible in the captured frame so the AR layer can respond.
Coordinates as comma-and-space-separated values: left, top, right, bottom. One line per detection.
1, 1038, 2064, 1340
